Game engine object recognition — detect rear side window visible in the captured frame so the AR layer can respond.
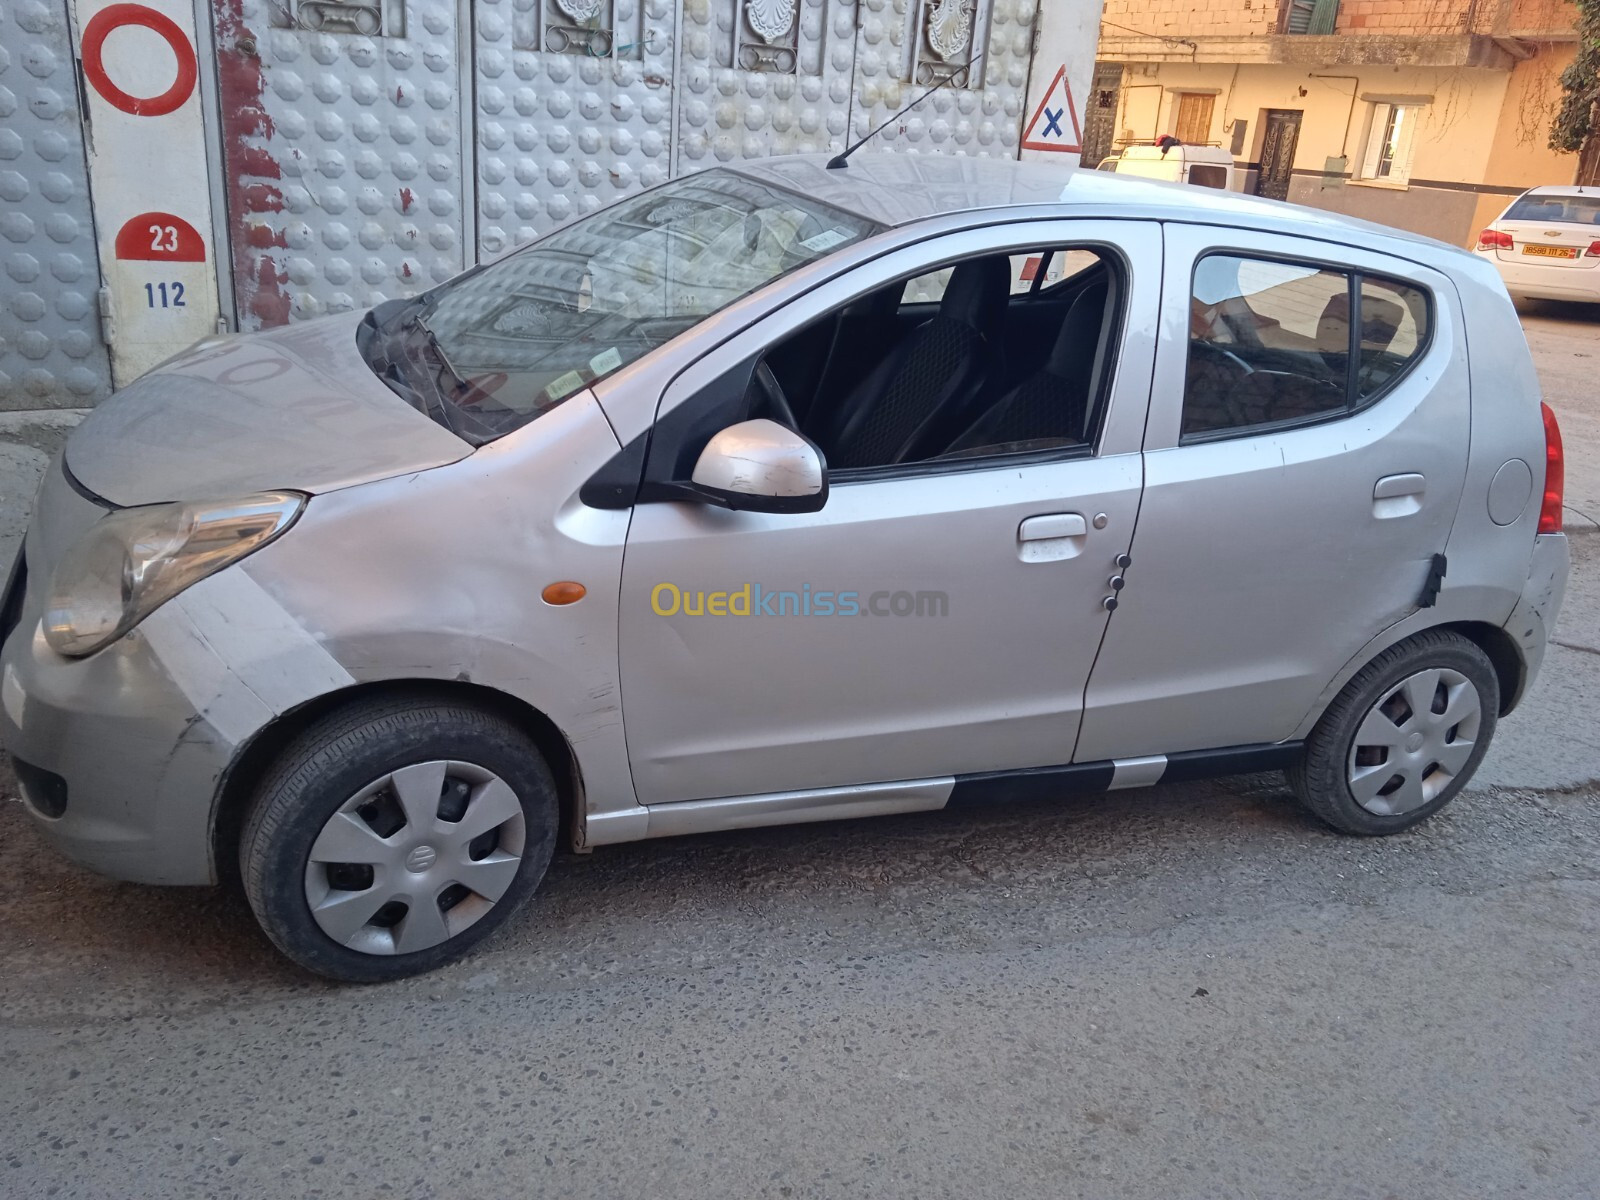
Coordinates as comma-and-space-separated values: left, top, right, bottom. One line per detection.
1182, 254, 1431, 441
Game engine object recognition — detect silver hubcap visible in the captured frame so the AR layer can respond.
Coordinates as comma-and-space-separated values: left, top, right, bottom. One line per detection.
303, 760, 526, 956
1347, 667, 1482, 816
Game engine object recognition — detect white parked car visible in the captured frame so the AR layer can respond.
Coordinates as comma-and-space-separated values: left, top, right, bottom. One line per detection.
0, 154, 1570, 981
1474, 185, 1600, 304
1097, 143, 1238, 191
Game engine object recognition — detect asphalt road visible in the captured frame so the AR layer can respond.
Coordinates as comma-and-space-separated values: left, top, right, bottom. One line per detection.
2, 301, 1598, 1199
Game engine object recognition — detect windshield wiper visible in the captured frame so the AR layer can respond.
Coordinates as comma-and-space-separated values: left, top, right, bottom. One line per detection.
412, 310, 470, 394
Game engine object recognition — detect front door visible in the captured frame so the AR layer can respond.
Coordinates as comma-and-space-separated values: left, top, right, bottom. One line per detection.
612, 220, 1162, 805
1075, 222, 1470, 763
1255, 108, 1302, 201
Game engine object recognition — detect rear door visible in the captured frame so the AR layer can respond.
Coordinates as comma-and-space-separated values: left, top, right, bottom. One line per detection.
1075, 222, 1470, 763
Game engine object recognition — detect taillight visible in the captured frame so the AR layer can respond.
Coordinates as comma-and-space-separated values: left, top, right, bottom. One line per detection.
1539, 402, 1564, 534
1587, 241, 1600, 257
1478, 229, 1513, 250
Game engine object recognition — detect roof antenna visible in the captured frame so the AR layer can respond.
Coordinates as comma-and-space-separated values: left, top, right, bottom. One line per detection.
826, 55, 984, 170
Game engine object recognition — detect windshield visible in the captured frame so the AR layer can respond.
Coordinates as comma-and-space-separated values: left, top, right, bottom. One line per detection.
1504, 194, 1600, 226
359, 170, 883, 444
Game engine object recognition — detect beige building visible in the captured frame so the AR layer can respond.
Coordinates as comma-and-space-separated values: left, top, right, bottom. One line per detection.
1086, 0, 1595, 246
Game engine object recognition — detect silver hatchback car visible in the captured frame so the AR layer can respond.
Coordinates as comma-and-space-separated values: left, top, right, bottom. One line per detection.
1, 155, 1570, 981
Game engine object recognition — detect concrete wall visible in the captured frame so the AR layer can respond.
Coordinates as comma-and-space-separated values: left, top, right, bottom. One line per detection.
1470, 43, 1582, 234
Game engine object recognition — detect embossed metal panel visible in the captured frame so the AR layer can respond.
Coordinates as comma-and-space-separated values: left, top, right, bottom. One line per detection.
471, 0, 677, 260
854, 0, 1031, 160
0, 0, 112, 408
675, 1, 1032, 176
473, 0, 1037, 264
208, 0, 1040, 327
212, 0, 469, 329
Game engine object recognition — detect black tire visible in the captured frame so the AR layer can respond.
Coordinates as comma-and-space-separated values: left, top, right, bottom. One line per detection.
241, 693, 558, 982
1290, 630, 1499, 836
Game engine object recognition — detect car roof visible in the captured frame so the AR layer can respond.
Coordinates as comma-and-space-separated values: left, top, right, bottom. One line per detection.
1517, 185, 1600, 197
730, 152, 1465, 262
1117, 144, 1233, 162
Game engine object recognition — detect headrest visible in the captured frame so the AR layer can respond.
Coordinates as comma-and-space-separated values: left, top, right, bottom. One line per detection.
1318, 291, 1405, 357
1046, 276, 1111, 376
939, 255, 1011, 335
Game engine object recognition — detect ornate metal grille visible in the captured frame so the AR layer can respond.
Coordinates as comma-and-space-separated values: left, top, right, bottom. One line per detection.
736, 0, 801, 73
909, 0, 988, 87
510, 0, 650, 59
269, 0, 405, 37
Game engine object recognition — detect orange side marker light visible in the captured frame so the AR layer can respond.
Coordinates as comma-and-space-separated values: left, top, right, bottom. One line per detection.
541, 581, 587, 606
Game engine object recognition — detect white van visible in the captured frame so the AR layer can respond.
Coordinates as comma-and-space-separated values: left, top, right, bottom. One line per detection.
1098, 142, 1239, 191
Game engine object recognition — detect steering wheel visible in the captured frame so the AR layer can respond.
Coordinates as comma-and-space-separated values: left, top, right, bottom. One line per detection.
752, 360, 799, 430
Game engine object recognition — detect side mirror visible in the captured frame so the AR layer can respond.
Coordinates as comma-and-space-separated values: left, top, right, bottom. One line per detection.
686, 419, 828, 513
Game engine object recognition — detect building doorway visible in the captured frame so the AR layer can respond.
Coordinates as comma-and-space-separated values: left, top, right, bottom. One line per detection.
1080, 61, 1123, 169
1255, 109, 1303, 201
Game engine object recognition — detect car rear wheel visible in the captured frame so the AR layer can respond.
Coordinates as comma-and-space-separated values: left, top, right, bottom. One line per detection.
241, 694, 558, 982
1290, 631, 1499, 836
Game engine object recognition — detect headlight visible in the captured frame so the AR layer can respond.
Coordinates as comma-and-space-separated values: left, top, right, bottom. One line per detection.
44, 492, 304, 657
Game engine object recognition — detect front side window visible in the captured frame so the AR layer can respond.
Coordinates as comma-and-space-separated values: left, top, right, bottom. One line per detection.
902, 248, 1102, 304
359, 171, 883, 444
765, 247, 1123, 470
1183, 254, 1430, 441
644, 245, 1125, 491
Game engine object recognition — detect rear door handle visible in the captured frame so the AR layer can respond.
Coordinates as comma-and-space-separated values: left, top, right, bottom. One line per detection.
1374, 473, 1425, 519
1018, 512, 1087, 562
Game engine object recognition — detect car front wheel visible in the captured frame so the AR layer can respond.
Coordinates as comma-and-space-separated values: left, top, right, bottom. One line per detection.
1290, 630, 1499, 836
241, 694, 558, 982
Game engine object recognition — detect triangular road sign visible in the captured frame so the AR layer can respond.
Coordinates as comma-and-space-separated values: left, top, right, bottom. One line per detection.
1021, 66, 1083, 154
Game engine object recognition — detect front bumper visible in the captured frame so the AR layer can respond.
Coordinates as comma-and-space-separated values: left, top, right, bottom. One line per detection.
2, 587, 251, 886
2, 461, 355, 885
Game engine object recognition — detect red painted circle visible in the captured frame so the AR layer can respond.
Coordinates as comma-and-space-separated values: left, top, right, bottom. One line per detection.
81, 4, 198, 117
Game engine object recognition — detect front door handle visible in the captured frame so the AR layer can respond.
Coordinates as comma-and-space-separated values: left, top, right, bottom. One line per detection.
1374, 473, 1425, 519
1019, 513, 1087, 541
1018, 512, 1087, 562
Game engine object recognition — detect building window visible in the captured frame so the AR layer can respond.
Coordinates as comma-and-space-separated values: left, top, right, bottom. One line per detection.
1359, 103, 1418, 185
1281, 0, 1339, 34
1174, 93, 1215, 145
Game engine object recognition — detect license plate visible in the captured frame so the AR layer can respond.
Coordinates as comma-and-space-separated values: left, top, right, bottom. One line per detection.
1523, 244, 1579, 259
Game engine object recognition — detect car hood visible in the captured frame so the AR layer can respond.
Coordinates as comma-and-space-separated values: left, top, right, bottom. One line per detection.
65, 312, 472, 507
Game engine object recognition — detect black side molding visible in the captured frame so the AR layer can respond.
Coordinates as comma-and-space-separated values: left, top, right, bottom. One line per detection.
947, 742, 1304, 807
1418, 553, 1447, 608
1161, 742, 1303, 783
947, 762, 1115, 807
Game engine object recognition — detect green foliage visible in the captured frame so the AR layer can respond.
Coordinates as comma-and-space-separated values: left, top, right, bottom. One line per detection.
1550, 0, 1600, 153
